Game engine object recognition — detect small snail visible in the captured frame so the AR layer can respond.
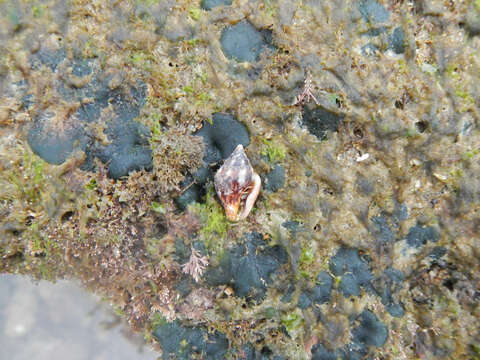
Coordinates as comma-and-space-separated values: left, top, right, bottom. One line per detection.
214, 144, 261, 221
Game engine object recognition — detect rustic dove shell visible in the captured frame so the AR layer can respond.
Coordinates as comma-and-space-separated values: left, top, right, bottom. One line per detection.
214, 144, 261, 221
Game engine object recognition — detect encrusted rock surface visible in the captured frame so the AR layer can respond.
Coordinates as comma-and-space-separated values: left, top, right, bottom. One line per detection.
1, 0, 480, 359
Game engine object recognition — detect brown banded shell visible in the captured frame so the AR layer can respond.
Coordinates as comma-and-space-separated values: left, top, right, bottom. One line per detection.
214, 144, 258, 221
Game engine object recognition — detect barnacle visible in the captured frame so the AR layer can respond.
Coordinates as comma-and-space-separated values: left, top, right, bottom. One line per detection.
214, 144, 261, 221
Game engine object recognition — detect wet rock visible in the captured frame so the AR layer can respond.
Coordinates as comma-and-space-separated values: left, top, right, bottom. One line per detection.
27, 66, 152, 179
175, 278, 192, 297
152, 320, 228, 360
174, 178, 205, 210
358, 0, 390, 24
376, 268, 405, 317
388, 27, 405, 54
330, 247, 373, 297
201, 0, 232, 11
302, 105, 344, 141
14, 80, 34, 109
406, 224, 439, 248
240, 343, 285, 360
466, 4, 480, 36
263, 164, 286, 192
31, 47, 66, 71
71, 58, 93, 76
339, 273, 361, 297
298, 271, 333, 309
206, 232, 288, 301
280, 283, 295, 303
94, 118, 152, 179
356, 175, 374, 195
292, 198, 314, 214
195, 112, 250, 165
27, 111, 89, 165
393, 202, 408, 223
371, 216, 395, 243
281, 220, 304, 234
351, 310, 388, 347
297, 292, 312, 309
384, 267, 404, 283
87, 80, 151, 178
220, 21, 273, 62
429, 246, 447, 260
311, 343, 339, 360
314, 271, 334, 303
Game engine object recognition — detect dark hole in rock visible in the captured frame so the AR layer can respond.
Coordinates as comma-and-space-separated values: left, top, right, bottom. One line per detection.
394, 100, 404, 109
443, 278, 456, 291
313, 223, 321, 231
25, 215, 35, 226
261, 346, 273, 355
61, 211, 74, 223
323, 187, 334, 196
415, 121, 428, 133
11, 229, 21, 236
152, 220, 168, 238
335, 97, 343, 108
354, 127, 364, 138
2, 223, 24, 237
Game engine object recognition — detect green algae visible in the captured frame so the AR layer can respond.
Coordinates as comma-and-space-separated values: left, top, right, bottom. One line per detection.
261, 138, 286, 164
190, 188, 229, 251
